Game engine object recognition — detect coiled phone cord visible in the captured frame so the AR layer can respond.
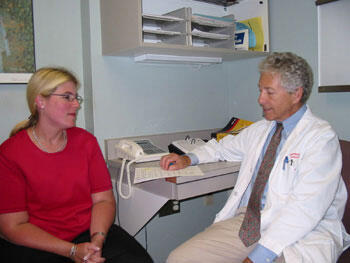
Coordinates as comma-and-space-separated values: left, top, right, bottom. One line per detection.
118, 158, 137, 199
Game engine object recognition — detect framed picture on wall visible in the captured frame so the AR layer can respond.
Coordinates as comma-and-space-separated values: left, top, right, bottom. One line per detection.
0, 0, 35, 84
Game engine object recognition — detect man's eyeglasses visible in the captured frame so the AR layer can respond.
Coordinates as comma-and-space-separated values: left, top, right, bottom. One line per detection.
51, 93, 83, 104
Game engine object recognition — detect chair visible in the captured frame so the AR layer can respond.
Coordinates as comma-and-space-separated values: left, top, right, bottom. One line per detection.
337, 140, 350, 262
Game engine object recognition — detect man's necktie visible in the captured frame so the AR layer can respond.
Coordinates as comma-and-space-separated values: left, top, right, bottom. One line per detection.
239, 123, 283, 247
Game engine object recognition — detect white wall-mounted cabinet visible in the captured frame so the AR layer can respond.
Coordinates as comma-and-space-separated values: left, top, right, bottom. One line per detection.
100, 0, 269, 61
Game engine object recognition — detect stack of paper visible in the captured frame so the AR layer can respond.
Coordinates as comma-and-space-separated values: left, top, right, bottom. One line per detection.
192, 29, 230, 40
134, 166, 204, 184
192, 14, 234, 27
143, 13, 184, 22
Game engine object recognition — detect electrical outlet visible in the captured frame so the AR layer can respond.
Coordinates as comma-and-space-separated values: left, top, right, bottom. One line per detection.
159, 200, 180, 217
204, 194, 214, 206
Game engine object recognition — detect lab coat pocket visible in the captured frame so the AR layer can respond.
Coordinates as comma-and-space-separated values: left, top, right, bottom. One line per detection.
271, 160, 299, 196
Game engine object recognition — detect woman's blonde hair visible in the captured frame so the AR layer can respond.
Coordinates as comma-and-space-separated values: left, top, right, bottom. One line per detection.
10, 67, 79, 137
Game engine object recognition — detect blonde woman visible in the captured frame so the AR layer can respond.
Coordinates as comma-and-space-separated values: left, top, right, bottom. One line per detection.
0, 67, 153, 263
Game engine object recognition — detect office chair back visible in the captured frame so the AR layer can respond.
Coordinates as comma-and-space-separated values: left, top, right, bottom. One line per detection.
337, 139, 350, 262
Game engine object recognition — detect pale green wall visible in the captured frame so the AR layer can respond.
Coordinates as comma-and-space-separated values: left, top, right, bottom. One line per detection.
0, 1, 349, 262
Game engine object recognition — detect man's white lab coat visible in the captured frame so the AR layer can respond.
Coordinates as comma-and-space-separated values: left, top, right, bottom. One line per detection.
191, 106, 350, 262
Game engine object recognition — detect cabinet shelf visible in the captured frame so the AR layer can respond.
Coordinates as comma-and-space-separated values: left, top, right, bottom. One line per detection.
108, 42, 267, 61
142, 13, 185, 22
194, 0, 239, 7
100, 0, 269, 62
143, 29, 182, 36
191, 30, 231, 40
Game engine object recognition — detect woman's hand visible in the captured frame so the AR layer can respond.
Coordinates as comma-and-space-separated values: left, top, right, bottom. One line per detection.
85, 233, 106, 262
87, 190, 115, 262
160, 153, 191, 170
90, 232, 105, 249
73, 242, 104, 263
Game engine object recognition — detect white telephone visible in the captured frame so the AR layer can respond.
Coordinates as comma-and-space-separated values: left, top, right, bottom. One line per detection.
115, 139, 168, 199
115, 139, 168, 163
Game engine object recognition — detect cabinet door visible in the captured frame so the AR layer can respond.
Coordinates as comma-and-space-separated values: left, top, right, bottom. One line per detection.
101, 0, 143, 55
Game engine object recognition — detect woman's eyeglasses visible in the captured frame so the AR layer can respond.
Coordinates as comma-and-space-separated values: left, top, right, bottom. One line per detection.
51, 93, 83, 104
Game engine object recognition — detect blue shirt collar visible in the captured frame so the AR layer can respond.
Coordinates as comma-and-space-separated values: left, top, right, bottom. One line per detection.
276, 104, 307, 136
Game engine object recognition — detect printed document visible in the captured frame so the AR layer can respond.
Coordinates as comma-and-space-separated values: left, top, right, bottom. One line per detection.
134, 166, 203, 184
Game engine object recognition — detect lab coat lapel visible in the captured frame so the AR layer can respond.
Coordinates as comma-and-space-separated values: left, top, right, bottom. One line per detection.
275, 106, 312, 162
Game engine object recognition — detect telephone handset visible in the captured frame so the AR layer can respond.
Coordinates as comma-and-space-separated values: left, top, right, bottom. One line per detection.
115, 139, 168, 199
115, 139, 168, 163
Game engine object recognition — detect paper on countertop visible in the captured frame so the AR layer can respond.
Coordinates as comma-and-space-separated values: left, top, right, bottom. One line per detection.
134, 165, 204, 184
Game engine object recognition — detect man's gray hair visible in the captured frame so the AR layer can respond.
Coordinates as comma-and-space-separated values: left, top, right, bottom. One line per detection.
259, 52, 313, 104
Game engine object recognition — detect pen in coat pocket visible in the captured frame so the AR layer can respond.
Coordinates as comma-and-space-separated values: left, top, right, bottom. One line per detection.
283, 156, 289, 170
